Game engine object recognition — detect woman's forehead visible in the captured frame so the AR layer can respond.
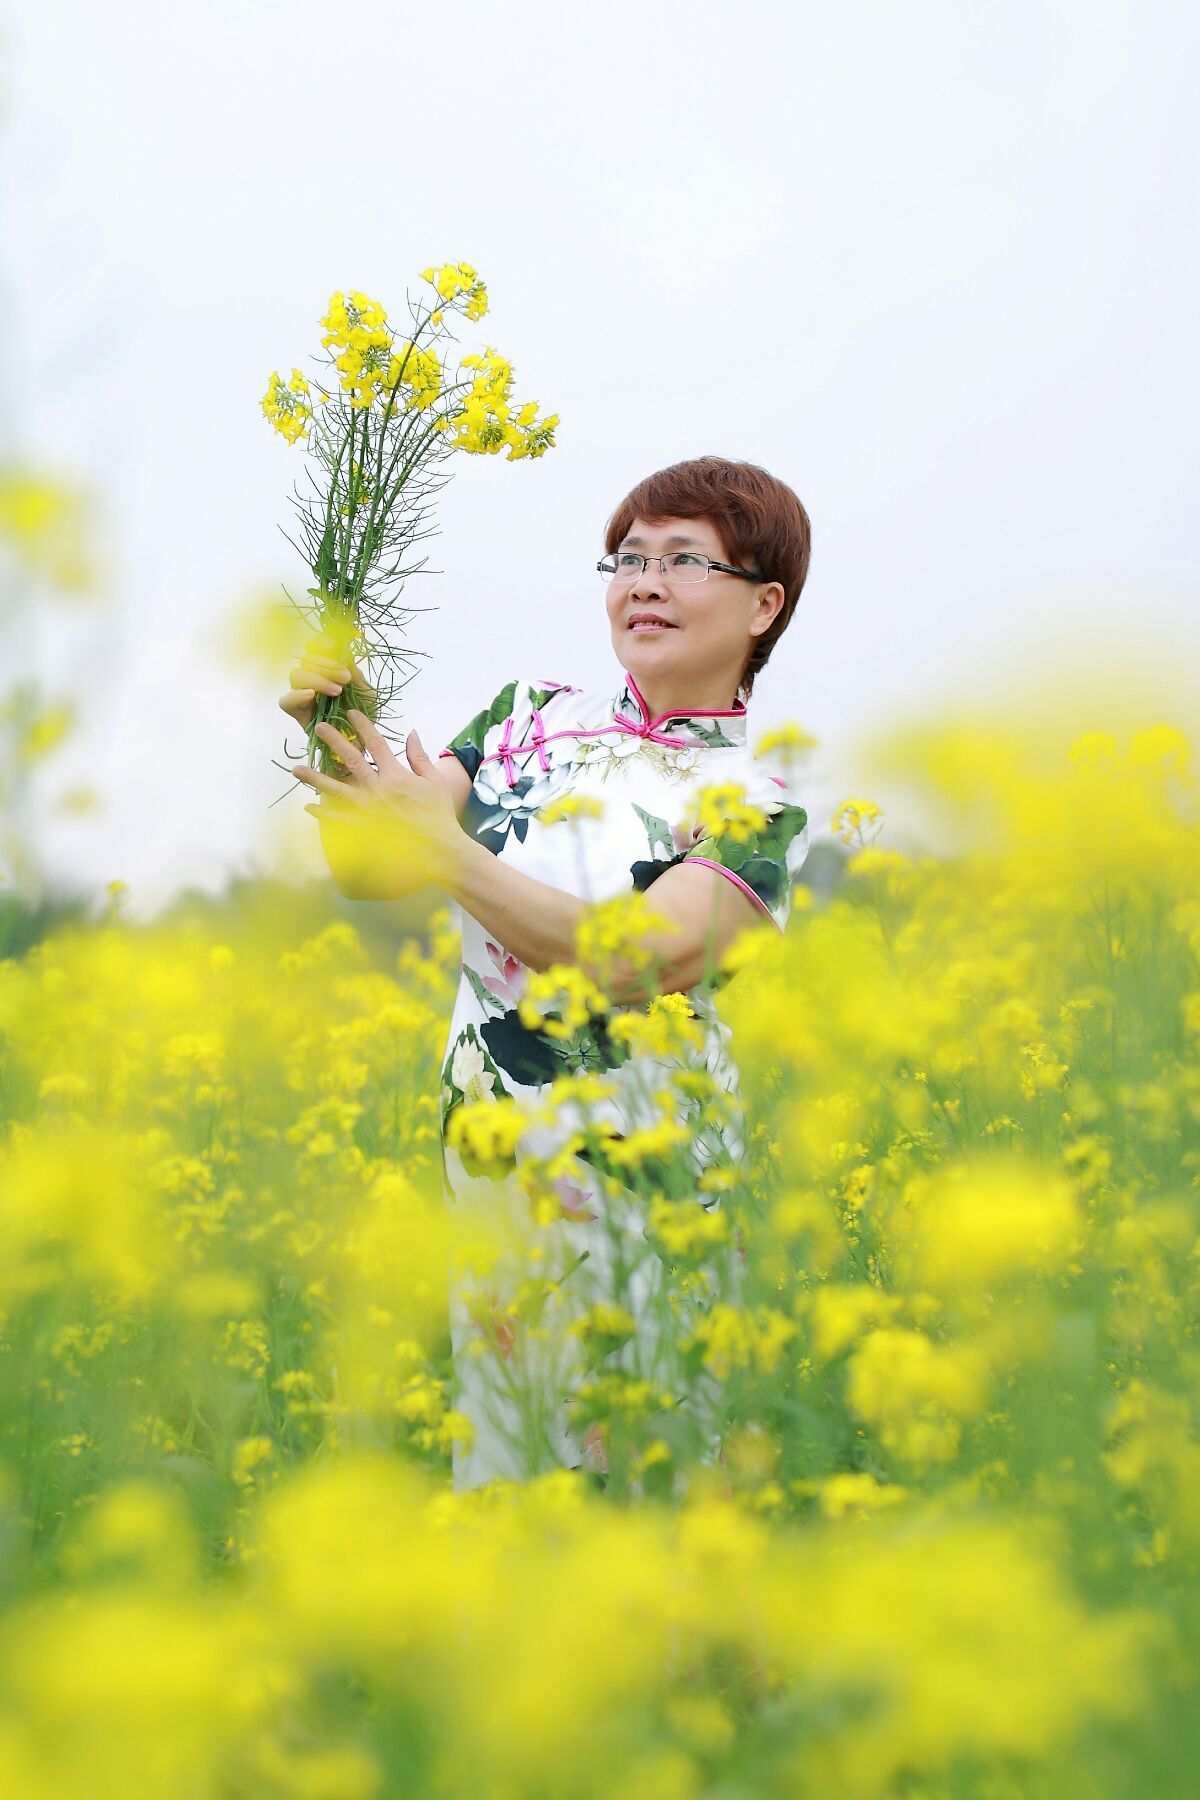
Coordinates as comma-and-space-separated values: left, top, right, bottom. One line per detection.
619, 514, 723, 550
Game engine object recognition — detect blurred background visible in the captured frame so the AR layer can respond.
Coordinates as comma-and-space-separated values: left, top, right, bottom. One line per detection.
3, 0, 1198, 920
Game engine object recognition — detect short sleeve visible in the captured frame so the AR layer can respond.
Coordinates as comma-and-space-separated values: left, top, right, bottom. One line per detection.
682, 775, 810, 935
440, 677, 577, 783
438, 678, 522, 782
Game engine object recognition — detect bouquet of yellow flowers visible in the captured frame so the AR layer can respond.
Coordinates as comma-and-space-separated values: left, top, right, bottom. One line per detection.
261, 262, 557, 776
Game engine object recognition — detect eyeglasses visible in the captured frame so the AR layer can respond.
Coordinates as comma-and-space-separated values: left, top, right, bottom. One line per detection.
597, 550, 765, 585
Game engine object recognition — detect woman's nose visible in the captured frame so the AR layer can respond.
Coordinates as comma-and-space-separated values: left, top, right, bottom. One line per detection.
629, 558, 666, 598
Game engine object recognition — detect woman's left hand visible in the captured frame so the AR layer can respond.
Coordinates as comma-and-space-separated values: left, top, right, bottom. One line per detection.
291, 707, 466, 892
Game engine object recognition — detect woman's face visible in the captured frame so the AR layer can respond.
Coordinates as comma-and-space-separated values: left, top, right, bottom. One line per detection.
604, 514, 783, 705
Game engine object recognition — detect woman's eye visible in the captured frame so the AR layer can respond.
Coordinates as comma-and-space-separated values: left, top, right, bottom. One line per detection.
671, 553, 703, 567
617, 553, 642, 568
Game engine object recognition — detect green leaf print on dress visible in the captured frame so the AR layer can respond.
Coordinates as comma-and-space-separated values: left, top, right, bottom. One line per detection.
632, 804, 675, 857
464, 963, 505, 1017
481, 1006, 630, 1087
629, 802, 690, 894
687, 801, 809, 925
686, 717, 738, 750
443, 680, 518, 780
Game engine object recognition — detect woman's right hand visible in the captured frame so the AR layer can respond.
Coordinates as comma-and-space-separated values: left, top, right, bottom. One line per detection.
279, 633, 373, 731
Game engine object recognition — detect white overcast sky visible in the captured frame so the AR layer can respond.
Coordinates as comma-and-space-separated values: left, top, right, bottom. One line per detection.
4, 0, 1199, 917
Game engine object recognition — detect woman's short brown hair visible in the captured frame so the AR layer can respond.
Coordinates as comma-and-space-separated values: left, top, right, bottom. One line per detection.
604, 455, 811, 698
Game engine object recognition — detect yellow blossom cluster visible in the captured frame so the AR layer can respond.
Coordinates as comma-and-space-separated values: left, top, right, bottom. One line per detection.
421, 259, 489, 319
537, 793, 606, 825
319, 288, 393, 411
752, 721, 819, 784
385, 340, 443, 409
445, 1096, 527, 1170
568, 1302, 638, 1360
682, 1304, 796, 1380
0, 468, 95, 589
442, 347, 560, 461
608, 991, 704, 1058
684, 781, 769, 846
831, 796, 885, 846
260, 367, 314, 443
574, 891, 675, 996
602, 1106, 692, 1171
518, 964, 610, 1039
261, 263, 558, 508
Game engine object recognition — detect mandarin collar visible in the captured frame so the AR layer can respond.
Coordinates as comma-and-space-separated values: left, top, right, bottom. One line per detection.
613, 671, 748, 746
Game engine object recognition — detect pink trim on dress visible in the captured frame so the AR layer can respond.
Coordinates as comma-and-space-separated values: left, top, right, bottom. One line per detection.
498, 712, 516, 786
476, 720, 717, 787
464, 674, 751, 789
529, 706, 552, 771
611, 713, 706, 751
686, 857, 782, 931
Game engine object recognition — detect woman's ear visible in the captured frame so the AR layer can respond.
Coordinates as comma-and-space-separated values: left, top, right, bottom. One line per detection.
753, 580, 786, 634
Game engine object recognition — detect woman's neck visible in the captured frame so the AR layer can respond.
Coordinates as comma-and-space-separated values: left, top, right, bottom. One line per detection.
630, 673, 744, 720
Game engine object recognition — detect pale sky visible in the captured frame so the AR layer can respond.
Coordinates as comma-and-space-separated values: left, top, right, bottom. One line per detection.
5, 0, 1198, 918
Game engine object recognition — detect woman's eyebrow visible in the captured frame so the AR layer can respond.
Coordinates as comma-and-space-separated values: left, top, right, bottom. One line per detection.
619, 533, 707, 549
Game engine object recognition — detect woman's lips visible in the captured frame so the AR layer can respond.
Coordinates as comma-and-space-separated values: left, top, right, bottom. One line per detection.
627, 620, 677, 632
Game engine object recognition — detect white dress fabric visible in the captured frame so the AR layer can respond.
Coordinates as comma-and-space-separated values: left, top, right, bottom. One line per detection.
436, 669, 810, 1489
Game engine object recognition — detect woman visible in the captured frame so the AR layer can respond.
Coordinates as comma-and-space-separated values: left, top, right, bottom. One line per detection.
282, 455, 812, 1490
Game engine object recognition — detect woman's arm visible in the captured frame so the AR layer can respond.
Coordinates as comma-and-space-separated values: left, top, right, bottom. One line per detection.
447, 831, 763, 1005
294, 714, 768, 1000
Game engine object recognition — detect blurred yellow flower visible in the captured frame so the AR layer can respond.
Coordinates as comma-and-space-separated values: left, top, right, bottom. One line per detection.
832, 795, 885, 846
683, 780, 768, 846
536, 793, 605, 825
518, 964, 610, 1039
893, 1153, 1082, 1294
0, 467, 96, 590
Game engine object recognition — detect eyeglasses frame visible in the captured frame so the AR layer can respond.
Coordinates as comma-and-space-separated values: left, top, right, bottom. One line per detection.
597, 552, 767, 585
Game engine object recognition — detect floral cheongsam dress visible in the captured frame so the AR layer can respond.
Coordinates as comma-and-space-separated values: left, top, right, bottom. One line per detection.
436, 669, 810, 1491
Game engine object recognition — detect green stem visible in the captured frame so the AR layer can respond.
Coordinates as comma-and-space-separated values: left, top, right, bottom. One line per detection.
335, 402, 363, 608
347, 298, 460, 605
317, 391, 354, 595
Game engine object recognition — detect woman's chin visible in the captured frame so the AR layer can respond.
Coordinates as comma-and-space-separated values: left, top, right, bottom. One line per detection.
620, 627, 680, 661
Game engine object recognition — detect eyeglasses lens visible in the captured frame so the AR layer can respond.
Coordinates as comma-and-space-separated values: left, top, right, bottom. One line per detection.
599, 554, 710, 583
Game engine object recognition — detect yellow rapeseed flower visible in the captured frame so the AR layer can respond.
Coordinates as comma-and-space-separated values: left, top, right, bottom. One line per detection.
422, 260, 488, 319
445, 1096, 526, 1167
608, 991, 703, 1058
832, 796, 885, 847
893, 1154, 1082, 1294
518, 965, 610, 1039
753, 721, 819, 782
683, 781, 768, 846
0, 468, 95, 589
817, 1470, 908, 1520
536, 793, 605, 825
846, 1327, 991, 1465
260, 368, 313, 444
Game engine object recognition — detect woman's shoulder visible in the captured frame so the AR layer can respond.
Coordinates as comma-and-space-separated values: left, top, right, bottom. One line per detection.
510, 675, 618, 732
471, 674, 602, 712
716, 737, 805, 810
725, 744, 811, 853
440, 674, 611, 775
